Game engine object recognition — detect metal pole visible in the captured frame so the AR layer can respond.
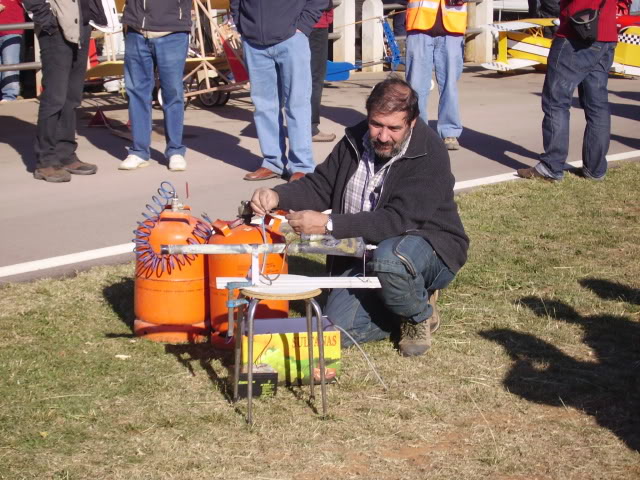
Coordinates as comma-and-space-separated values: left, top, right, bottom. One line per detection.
0, 22, 34, 31
311, 298, 328, 417
246, 299, 259, 426
306, 300, 316, 401
0, 62, 41, 72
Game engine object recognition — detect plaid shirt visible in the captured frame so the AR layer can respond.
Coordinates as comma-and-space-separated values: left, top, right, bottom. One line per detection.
343, 130, 412, 214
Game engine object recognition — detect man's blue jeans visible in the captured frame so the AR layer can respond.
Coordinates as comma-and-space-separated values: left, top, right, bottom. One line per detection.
535, 38, 616, 180
0, 34, 21, 101
406, 33, 463, 139
124, 31, 189, 160
243, 33, 314, 175
325, 236, 455, 347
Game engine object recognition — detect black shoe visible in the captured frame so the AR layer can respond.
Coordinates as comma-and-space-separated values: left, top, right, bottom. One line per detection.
63, 160, 98, 175
33, 166, 71, 183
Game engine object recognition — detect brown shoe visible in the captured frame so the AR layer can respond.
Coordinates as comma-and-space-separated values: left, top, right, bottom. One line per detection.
516, 166, 556, 182
64, 159, 98, 175
399, 318, 431, 357
289, 172, 306, 182
312, 131, 336, 142
243, 167, 279, 181
33, 166, 71, 183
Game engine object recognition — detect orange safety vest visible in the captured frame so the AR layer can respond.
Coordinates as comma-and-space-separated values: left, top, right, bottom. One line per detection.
406, 0, 468, 35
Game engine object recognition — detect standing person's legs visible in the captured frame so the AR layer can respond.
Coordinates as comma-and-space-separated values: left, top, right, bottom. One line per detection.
538, 0, 560, 37
0, 34, 21, 101
309, 27, 329, 137
56, 24, 92, 167
406, 32, 434, 124
153, 32, 189, 160
580, 42, 615, 180
276, 32, 314, 175
243, 39, 287, 176
34, 30, 75, 170
124, 31, 155, 162
537, 38, 589, 179
433, 35, 464, 140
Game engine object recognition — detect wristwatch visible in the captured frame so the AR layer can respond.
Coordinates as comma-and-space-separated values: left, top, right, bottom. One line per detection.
325, 215, 333, 235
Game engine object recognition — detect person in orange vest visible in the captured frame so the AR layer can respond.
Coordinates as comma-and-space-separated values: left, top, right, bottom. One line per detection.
405, 0, 467, 151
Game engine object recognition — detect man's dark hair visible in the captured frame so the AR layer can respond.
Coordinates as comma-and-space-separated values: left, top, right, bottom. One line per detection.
365, 75, 419, 125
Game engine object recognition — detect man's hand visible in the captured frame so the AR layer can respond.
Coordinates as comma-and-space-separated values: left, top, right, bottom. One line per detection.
250, 188, 279, 216
286, 210, 329, 235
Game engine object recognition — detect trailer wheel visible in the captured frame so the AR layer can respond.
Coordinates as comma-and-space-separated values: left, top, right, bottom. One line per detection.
196, 78, 221, 108
155, 81, 192, 109
214, 77, 231, 106
196, 77, 231, 108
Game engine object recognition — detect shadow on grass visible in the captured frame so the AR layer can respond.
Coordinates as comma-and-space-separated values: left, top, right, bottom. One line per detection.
103, 277, 135, 331
579, 278, 640, 305
480, 280, 640, 452
164, 344, 253, 421
164, 343, 235, 400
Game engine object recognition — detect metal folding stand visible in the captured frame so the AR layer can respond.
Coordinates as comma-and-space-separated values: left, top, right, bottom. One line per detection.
161, 236, 382, 425
232, 285, 327, 425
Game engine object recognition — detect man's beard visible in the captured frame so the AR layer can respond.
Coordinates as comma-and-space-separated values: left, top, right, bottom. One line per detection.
371, 129, 411, 159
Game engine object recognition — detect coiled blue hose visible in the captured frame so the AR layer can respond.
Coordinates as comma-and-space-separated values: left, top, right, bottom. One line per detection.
133, 181, 212, 278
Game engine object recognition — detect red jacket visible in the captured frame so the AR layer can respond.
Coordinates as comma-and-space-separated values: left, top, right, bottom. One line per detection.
0, 0, 25, 36
556, 0, 630, 42
314, 9, 333, 28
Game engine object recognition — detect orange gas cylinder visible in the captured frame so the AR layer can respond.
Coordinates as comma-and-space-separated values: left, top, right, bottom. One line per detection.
133, 196, 211, 343
208, 215, 288, 348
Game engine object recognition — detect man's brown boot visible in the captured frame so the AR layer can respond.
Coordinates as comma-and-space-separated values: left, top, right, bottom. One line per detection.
398, 290, 441, 357
33, 166, 71, 183
398, 318, 431, 357
64, 159, 98, 175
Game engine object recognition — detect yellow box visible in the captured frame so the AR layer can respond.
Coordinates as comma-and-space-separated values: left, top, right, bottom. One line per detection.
241, 317, 341, 386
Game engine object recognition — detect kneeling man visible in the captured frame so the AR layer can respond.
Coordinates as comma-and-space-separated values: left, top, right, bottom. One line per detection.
250, 76, 469, 357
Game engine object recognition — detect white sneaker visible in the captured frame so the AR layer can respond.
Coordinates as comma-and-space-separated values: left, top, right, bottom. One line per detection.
119, 154, 150, 170
168, 154, 187, 171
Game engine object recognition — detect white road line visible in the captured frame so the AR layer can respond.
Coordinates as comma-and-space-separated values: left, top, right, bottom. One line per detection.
455, 150, 640, 191
0, 243, 134, 279
1, 150, 639, 280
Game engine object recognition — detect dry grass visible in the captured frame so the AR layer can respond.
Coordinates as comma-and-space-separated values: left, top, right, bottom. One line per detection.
1, 163, 639, 479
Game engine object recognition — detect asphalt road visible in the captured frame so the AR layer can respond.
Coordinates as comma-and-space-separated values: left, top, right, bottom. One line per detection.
1, 67, 638, 282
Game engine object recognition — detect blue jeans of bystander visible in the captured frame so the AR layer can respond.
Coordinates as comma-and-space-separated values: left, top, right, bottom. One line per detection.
535, 37, 616, 180
242, 32, 314, 175
0, 34, 21, 101
405, 32, 463, 138
125, 31, 189, 160
325, 235, 455, 347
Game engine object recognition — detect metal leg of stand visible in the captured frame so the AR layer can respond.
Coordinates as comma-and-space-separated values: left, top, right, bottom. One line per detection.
310, 298, 328, 417
232, 301, 244, 402
245, 299, 259, 426
305, 300, 315, 401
